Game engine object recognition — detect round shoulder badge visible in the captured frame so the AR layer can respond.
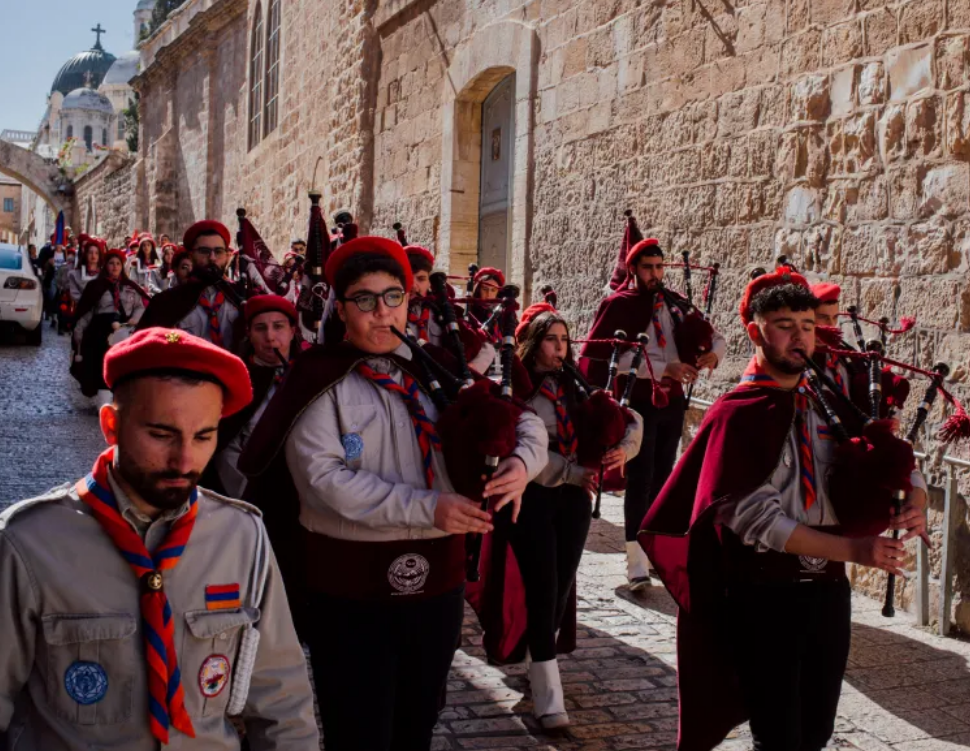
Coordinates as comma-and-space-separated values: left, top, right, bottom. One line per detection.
64, 661, 108, 706
341, 432, 364, 461
199, 654, 231, 699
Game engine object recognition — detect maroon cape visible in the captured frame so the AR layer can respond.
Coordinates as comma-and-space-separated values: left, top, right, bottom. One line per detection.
578, 287, 684, 403
638, 384, 795, 751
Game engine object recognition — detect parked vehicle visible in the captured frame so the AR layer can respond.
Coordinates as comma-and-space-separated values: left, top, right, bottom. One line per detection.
0, 243, 43, 345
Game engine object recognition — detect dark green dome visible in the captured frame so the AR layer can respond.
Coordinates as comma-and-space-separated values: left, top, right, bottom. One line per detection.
51, 41, 116, 96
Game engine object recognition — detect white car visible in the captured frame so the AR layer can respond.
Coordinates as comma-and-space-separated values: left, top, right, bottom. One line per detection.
0, 242, 43, 345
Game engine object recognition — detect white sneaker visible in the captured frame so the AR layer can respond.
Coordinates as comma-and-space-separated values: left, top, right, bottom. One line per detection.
626, 541, 653, 589
529, 658, 569, 729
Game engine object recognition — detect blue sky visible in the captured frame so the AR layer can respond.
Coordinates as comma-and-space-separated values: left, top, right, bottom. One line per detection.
1, 0, 136, 133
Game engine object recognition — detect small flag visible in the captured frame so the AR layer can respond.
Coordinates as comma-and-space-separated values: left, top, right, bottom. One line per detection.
55, 211, 66, 246
205, 583, 241, 610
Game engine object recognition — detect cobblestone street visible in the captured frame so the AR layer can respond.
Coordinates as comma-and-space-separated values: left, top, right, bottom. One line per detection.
3, 332, 969, 750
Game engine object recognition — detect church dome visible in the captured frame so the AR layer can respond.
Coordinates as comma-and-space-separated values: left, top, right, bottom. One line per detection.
62, 87, 115, 115
50, 34, 117, 96
101, 50, 140, 87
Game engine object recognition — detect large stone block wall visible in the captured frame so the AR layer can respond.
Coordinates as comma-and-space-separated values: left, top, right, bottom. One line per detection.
73, 154, 136, 248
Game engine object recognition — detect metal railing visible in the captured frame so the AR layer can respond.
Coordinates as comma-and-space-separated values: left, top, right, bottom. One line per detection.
686, 396, 965, 637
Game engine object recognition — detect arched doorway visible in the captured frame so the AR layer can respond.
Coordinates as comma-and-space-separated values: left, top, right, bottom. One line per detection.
478, 74, 515, 272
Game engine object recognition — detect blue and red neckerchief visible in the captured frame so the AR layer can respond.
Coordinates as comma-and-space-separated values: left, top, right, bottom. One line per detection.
826, 353, 848, 397
652, 295, 667, 349
198, 289, 225, 346
739, 358, 816, 510
539, 378, 578, 457
408, 305, 431, 344
357, 363, 441, 488
74, 447, 197, 744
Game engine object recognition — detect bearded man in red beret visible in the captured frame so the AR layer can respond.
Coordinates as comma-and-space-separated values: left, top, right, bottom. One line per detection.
579, 238, 726, 590
137, 221, 247, 353
0, 328, 319, 750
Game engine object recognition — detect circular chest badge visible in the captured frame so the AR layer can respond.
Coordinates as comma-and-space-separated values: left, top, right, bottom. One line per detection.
64, 661, 108, 705
387, 553, 430, 594
799, 555, 829, 573
341, 433, 364, 461
199, 654, 231, 698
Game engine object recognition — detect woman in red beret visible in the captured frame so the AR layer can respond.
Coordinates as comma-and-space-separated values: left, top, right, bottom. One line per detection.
126, 234, 162, 295
71, 250, 149, 400
502, 304, 641, 729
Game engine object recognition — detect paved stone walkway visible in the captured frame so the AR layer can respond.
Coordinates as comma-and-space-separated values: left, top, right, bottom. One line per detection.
3, 331, 969, 750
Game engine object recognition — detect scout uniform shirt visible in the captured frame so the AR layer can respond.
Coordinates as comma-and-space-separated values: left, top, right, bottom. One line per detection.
619, 303, 727, 385
72, 286, 146, 347
716, 396, 927, 553
178, 287, 241, 352
0, 475, 319, 750
285, 343, 548, 542
527, 373, 644, 488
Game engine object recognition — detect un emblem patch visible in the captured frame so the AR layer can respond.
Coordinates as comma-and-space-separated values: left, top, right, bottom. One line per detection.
64, 661, 108, 705
341, 433, 364, 461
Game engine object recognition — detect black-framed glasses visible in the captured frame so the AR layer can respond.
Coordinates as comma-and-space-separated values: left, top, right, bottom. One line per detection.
341, 287, 406, 312
195, 247, 228, 258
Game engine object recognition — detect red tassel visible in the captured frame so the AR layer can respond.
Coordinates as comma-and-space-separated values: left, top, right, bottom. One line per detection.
894, 316, 916, 333
939, 406, 970, 443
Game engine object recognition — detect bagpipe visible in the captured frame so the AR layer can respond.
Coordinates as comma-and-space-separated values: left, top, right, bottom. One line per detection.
797, 344, 968, 616
389, 285, 524, 582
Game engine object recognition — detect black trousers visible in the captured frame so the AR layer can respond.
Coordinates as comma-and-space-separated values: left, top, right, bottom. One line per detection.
497, 482, 591, 662
624, 396, 686, 541
305, 586, 464, 751
726, 579, 852, 751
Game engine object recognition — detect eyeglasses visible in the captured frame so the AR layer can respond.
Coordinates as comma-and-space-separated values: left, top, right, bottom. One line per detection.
194, 247, 228, 258
341, 287, 406, 312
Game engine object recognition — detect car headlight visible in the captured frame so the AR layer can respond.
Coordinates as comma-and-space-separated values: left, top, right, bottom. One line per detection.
3, 277, 38, 290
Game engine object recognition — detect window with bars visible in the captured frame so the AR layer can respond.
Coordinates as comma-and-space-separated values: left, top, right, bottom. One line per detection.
263, 0, 281, 136
248, 2, 264, 150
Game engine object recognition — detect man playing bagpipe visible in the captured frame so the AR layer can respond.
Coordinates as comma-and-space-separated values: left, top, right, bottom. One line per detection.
137, 221, 247, 354
397, 223, 497, 376
580, 233, 725, 589
639, 268, 930, 751
237, 236, 548, 751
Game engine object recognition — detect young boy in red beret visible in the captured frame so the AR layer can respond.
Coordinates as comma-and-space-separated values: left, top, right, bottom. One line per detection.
239, 236, 549, 751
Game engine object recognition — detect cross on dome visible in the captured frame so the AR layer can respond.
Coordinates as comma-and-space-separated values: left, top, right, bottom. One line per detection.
91, 23, 106, 50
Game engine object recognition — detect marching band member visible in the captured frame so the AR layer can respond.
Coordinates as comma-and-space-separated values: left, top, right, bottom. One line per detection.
0, 328, 319, 749
69, 236, 104, 302
640, 269, 928, 751
71, 250, 149, 399
581, 238, 725, 589
511, 303, 642, 728
138, 221, 246, 354
127, 235, 163, 295
239, 236, 548, 751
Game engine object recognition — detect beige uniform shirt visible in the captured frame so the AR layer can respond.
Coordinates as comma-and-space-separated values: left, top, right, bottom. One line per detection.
527, 374, 644, 487
177, 288, 241, 352
0, 477, 319, 751
72, 286, 146, 346
285, 344, 549, 542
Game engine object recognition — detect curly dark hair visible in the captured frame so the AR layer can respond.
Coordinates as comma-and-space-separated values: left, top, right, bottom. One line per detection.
749, 283, 819, 320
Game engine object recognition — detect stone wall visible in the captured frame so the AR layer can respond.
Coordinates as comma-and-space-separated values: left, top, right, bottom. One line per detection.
105, 0, 970, 633
72, 153, 136, 248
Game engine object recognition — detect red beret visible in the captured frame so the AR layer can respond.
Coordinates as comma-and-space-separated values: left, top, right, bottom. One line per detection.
515, 302, 558, 340
104, 249, 128, 266
137, 233, 156, 247
325, 236, 413, 292
104, 328, 252, 417
626, 238, 663, 268
171, 247, 191, 267
811, 282, 841, 304
245, 294, 298, 325
739, 266, 811, 326
474, 267, 505, 289
405, 245, 436, 270
182, 220, 231, 251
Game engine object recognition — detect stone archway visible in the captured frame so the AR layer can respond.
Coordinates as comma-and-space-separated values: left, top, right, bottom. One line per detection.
439, 20, 538, 296
0, 138, 76, 231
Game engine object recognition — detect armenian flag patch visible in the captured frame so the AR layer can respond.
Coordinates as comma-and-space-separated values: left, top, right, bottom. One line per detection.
205, 584, 241, 611
817, 425, 834, 441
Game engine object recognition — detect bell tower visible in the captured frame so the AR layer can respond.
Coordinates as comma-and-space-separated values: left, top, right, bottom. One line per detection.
134, 1, 154, 42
